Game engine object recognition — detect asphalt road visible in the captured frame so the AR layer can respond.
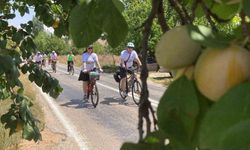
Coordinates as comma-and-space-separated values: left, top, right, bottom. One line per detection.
44, 64, 166, 150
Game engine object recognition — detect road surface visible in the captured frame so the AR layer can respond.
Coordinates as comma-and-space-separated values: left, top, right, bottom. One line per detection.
41, 64, 166, 150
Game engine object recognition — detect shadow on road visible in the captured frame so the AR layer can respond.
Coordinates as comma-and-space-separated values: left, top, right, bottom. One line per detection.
101, 97, 136, 107
60, 99, 94, 109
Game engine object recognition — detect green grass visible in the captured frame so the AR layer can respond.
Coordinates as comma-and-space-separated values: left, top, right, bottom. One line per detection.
102, 64, 118, 73
0, 75, 44, 150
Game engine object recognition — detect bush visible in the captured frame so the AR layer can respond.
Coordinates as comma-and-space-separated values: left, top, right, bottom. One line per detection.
102, 64, 118, 73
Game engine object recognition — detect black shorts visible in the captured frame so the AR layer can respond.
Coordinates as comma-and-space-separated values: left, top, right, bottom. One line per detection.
67, 61, 74, 65
78, 71, 89, 81
78, 68, 97, 81
119, 67, 133, 78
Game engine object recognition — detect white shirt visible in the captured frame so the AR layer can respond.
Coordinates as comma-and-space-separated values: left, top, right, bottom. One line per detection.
82, 52, 98, 71
120, 50, 138, 68
34, 54, 43, 62
50, 53, 57, 60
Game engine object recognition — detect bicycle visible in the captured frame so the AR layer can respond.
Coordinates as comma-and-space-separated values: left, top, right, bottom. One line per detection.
86, 70, 100, 108
68, 62, 74, 75
119, 67, 142, 105
51, 60, 57, 73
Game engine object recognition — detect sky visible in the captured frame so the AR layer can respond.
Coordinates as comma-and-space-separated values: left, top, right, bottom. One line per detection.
8, 8, 53, 33
8, 8, 35, 27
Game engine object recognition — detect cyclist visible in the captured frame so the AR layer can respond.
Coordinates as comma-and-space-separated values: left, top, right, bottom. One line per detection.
67, 51, 75, 72
34, 51, 43, 67
78, 45, 103, 100
50, 51, 58, 71
42, 53, 47, 67
119, 42, 142, 95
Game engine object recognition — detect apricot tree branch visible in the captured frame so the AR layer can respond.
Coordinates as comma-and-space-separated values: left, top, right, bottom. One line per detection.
138, 0, 159, 142
168, 0, 190, 25
240, 11, 250, 38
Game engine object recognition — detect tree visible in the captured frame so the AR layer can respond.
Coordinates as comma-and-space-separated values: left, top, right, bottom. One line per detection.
34, 31, 70, 54
1, 1, 250, 149
32, 17, 44, 36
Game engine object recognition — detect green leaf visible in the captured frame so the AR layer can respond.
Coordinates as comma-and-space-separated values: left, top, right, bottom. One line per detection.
69, 0, 128, 48
218, 120, 250, 150
69, 2, 102, 47
157, 76, 199, 150
144, 130, 167, 144
210, 2, 240, 20
12, 31, 24, 44
0, 55, 14, 70
54, 21, 67, 37
21, 64, 29, 74
28, 73, 35, 82
0, 40, 7, 49
4, 14, 15, 19
100, 0, 128, 47
0, 20, 8, 30
187, 25, 230, 48
199, 82, 250, 150
19, 5, 29, 16
194, 4, 205, 18
23, 123, 35, 140
121, 142, 167, 150
243, 0, 250, 17
112, 0, 125, 12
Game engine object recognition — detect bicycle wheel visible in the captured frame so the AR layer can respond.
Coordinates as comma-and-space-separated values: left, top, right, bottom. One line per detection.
132, 80, 142, 105
71, 66, 74, 75
119, 80, 128, 99
52, 63, 56, 73
90, 84, 99, 108
54, 64, 56, 73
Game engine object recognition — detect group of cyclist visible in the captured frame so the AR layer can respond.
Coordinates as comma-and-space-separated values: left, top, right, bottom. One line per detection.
78, 42, 141, 100
33, 51, 58, 68
32, 42, 141, 101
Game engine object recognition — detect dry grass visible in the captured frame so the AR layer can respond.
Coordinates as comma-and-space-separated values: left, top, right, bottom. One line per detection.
0, 75, 44, 150
148, 72, 174, 86
57, 54, 120, 67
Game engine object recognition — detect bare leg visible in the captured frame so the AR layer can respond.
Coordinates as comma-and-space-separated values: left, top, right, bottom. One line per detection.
120, 77, 126, 92
83, 81, 88, 96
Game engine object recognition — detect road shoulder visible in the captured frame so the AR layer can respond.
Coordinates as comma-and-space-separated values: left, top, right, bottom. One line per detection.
18, 85, 79, 150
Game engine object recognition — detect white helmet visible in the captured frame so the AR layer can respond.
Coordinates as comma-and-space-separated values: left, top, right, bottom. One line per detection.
52, 51, 55, 53
127, 42, 135, 48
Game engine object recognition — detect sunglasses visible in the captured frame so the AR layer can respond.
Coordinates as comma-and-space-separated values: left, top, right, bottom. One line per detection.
127, 47, 133, 49
88, 47, 93, 49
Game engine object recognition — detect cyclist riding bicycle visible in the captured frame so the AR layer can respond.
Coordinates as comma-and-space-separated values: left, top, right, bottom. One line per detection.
119, 42, 142, 96
78, 45, 103, 100
50, 51, 57, 72
67, 51, 75, 72
34, 51, 43, 67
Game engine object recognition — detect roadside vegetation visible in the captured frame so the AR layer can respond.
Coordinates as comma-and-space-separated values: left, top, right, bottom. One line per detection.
0, 75, 44, 150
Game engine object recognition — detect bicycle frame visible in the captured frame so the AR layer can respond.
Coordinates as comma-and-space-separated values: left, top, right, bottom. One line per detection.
125, 68, 138, 89
87, 70, 100, 108
119, 67, 141, 105
68, 62, 74, 75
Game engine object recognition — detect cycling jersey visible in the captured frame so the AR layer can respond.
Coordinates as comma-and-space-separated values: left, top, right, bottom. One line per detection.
67, 54, 74, 61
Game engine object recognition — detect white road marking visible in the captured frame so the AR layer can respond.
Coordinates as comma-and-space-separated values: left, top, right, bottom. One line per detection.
38, 88, 89, 150
57, 67, 159, 108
